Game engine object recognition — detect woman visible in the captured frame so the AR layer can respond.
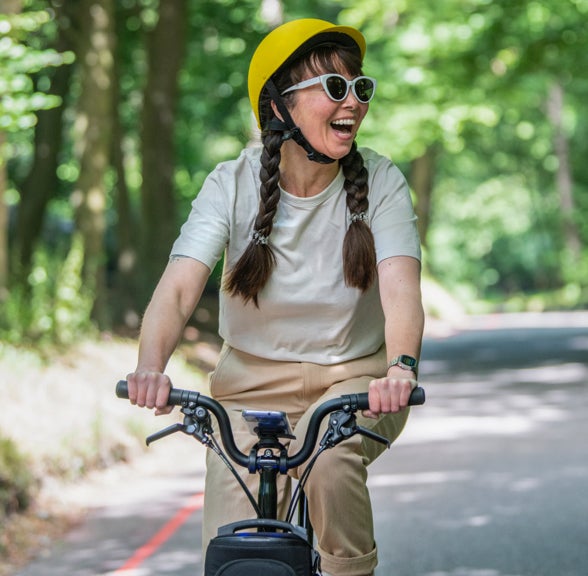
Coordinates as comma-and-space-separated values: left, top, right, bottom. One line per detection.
127, 18, 424, 576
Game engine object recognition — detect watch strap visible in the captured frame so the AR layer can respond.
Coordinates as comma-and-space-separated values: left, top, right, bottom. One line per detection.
388, 355, 418, 377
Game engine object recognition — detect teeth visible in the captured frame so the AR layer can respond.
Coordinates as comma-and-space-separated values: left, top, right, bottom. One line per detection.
332, 119, 355, 126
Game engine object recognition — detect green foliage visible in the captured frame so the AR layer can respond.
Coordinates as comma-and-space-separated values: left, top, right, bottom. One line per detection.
53, 233, 96, 343
0, 234, 94, 345
0, 9, 74, 131
430, 170, 561, 293
3, 0, 588, 332
339, 0, 588, 309
0, 434, 34, 516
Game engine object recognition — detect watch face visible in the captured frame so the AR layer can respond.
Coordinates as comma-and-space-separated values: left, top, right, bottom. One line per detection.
399, 355, 417, 367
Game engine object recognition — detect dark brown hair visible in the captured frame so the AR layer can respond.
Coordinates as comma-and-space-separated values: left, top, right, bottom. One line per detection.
224, 43, 376, 306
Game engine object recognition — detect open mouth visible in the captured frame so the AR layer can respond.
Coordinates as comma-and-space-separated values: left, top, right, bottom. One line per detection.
331, 118, 355, 134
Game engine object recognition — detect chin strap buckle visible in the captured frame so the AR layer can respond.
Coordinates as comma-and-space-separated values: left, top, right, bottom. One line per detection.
264, 81, 336, 165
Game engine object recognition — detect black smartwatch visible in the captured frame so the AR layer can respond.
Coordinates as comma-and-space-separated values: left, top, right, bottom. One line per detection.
388, 355, 418, 377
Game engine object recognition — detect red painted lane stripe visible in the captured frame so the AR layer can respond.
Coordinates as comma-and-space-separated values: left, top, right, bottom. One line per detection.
113, 492, 205, 573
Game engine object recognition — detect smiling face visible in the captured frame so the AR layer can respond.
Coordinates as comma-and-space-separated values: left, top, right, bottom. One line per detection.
284, 69, 369, 160
265, 43, 370, 161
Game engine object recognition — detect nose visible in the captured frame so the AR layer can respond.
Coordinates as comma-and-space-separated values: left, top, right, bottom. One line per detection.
343, 88, 360, 107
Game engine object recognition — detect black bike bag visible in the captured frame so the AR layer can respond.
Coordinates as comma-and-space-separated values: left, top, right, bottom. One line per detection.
204, 518, 320, 576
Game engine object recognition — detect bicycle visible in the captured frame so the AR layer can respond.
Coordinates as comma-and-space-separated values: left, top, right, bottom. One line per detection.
116, 380, 425, 576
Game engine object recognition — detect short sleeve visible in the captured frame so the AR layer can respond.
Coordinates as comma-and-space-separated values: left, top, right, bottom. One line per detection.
170, 166, 232, 270
363, 149, 422, 263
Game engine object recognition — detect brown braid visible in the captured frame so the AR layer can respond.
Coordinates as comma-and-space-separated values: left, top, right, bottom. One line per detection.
223, 130, 283, 306
341, 141, 377, 290
226, 42, 373, 304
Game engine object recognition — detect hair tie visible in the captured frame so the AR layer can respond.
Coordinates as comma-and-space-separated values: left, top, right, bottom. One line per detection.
350, 211, 367, 223
252, 230, 269, 245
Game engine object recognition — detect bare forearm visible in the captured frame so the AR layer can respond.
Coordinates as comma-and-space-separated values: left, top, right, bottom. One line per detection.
366, 256, 424, 416
136, 295, 191, 372
378, 256, 424, 367
136, 258, 210, 372
384, 292, 424, 363
126, 258, 210, 414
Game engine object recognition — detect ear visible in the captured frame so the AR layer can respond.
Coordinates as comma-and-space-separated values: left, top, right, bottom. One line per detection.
270, 100, 284, 122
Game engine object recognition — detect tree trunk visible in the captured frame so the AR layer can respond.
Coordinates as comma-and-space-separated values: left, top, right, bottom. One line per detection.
409, 145, 437, 249
0, 0, 22, 299
139, 0, 187, 301
0, 132, 8, 300
13, 12, 75, 282
546, 81, 581, 262
72, 0, 115, 328
110, 28, 140, 330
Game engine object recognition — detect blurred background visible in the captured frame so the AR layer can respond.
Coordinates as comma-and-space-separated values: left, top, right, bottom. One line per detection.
0, 0, 586, 570
1, 0, 587, 341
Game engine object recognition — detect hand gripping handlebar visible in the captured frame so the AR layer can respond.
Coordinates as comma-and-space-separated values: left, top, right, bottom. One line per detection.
116, 380, 425, 471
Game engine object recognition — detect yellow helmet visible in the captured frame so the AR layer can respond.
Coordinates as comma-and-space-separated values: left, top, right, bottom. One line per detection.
248, 18, 366, 129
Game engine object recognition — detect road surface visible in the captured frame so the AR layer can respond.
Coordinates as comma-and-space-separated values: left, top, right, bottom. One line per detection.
14, 312, 588, 576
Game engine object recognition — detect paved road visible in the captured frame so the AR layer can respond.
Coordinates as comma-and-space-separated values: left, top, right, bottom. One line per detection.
372, 312, 588, 576
14, 312, 588, 576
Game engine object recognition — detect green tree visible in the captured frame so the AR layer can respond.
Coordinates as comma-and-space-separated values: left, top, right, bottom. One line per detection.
72, 0, 116, 327
12, 0, 76, 285
139, 0, 187, 301
0, 1, 73, 305
339, 0, 587, 304
3, 0, 588, 345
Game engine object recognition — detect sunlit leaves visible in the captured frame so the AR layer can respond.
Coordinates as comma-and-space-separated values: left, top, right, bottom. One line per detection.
337, 0, 587, 303
0, 10, 74, 131
119, 0, 160, 32
4, 0, 587, 314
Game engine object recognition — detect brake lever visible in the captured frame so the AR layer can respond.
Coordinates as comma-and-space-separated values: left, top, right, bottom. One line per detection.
145, 404, 214, 447
319, 410, 391, 449
146, 423, 184, 446
354, 425, 391, 448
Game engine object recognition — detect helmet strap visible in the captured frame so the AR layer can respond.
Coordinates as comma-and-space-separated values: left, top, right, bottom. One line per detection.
265, 81, 336, 165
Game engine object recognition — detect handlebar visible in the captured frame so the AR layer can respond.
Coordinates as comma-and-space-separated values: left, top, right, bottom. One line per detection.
116, 380, 425, 470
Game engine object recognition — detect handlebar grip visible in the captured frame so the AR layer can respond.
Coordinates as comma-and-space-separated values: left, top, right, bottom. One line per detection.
409, 386, 425, 406
117, 380, 425, 407
346, 386, 425, 411
116, 380, 202, 406
116, 380, 129, 399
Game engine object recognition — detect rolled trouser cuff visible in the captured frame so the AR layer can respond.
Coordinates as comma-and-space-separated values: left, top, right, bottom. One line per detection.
317, 543, 378, 576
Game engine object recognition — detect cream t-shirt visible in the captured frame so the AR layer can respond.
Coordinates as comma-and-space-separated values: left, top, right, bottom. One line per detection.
171, 146, 421, 364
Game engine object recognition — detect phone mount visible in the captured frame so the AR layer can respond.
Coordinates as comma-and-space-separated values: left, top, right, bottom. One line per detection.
247, 432, 291, 475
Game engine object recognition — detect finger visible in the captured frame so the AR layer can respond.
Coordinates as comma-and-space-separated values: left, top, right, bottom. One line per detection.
134, 372, 151, 407
144, 378, 160, 409
155, 378, 172, 412
126, 373, 138, 404
368, 379, 383, 415
381, 378, 397, 413
155, 405, 174, 416
399, 378, 418, 408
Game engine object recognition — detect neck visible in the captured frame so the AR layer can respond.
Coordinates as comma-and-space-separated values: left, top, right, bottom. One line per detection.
279, 140, 340, 198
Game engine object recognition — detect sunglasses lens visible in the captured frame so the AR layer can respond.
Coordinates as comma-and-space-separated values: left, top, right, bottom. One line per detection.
355, 78, 375, 103
324, 76, 375, 103
325, 76, 348, 101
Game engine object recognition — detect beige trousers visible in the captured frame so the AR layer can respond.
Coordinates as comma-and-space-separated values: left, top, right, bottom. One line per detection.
202, 344, 409, 576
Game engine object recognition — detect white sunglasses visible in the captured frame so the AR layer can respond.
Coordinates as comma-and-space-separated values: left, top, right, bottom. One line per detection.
282, 73, 377, 104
